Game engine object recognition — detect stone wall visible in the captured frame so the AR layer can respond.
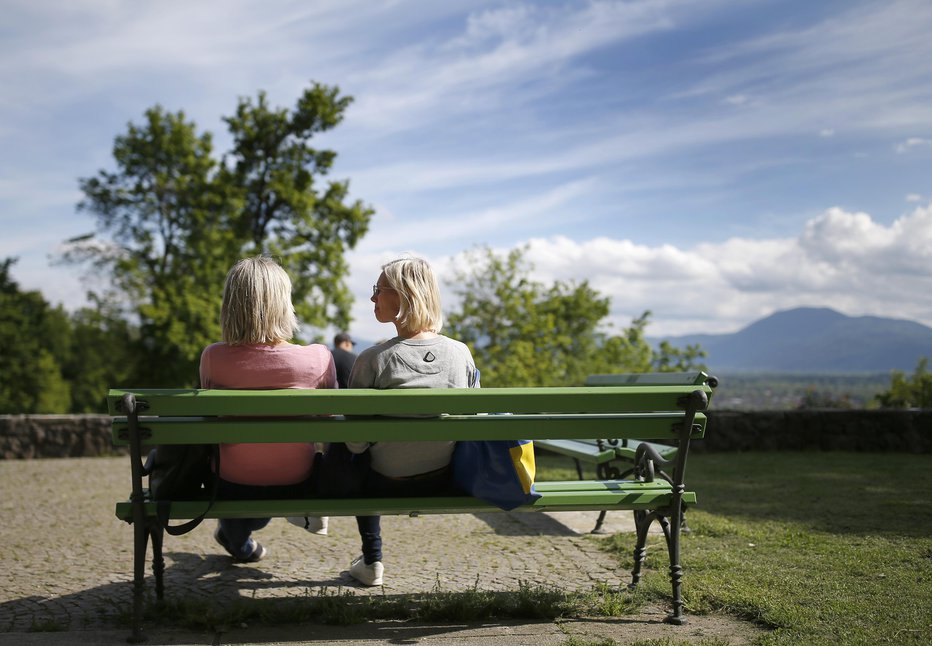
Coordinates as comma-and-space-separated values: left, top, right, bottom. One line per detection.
1, 410, 930, 459
699, 409, 931, 453
0, 415, 122, 459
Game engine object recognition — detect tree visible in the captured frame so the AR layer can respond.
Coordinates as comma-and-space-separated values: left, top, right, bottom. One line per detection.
874, 358, 932, 408
62, 296, 140, 413
67, 106, 224, 387
797, 387, 853, 409
0, 258, 71, 413
653, 339, 707, 373
444, 246, 655, 387
66, 83, 373, 386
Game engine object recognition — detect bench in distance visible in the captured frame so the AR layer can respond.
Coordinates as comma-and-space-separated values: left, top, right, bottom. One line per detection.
535, 373, 717, 532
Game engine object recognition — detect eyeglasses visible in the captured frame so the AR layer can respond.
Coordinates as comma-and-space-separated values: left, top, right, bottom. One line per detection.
372, 284, 395, 297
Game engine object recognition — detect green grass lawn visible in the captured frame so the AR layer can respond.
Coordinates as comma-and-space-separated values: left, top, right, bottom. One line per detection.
537, 451, 932, 645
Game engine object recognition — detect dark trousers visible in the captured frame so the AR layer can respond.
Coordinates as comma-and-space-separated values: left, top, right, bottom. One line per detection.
216, 477, 310, 559
316, 444, 457, 564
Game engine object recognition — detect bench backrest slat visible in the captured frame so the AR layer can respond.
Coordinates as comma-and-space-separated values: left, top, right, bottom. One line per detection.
585, 372, 711, 387
107, 384, 711, 417
111, 412, 706, 445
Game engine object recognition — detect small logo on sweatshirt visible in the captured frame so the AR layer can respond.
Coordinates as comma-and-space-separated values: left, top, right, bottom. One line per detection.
424, 351, 436, 363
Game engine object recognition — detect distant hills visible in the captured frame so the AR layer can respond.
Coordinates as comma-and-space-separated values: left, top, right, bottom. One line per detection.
655, 307, 932, 372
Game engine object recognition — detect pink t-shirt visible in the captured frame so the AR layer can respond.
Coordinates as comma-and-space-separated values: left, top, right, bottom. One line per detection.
199, 342, 336, 486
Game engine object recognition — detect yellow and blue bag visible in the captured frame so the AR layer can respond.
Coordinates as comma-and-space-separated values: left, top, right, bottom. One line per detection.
452, 438, 541, 511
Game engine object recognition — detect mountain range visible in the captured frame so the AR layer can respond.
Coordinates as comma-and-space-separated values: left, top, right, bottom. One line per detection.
655, 307, 932, 373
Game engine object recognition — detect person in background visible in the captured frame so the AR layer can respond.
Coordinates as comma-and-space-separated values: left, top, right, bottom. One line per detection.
328, 256, 479, 587
200, 256, 336, 562
331, 332, 358, 389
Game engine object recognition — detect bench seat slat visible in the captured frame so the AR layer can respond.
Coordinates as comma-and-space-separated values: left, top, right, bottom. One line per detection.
531, 479, 673, 492
111, 412, 706, 445
115, 483, 696, 521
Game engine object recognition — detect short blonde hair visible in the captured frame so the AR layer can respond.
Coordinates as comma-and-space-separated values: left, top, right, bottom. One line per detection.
221, 256, 299, 345
382, 256, 443, 333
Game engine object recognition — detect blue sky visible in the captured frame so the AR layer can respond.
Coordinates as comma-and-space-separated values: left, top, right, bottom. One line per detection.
2, 0, 932, 343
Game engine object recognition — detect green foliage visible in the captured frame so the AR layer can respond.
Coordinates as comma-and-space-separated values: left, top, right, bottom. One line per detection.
627, 640, 729, 646
66, 82, 372, 386
874, 357, 932, 408
61, 296, 140, 412
0, 259, 71, 413
714, 372, 890, 410
652, 340, 707, 373
796, 386, 853, 409
27, 618, 66, 633
443, 246, 702, 387
220, 86, 372, 329
0, 259, 139, 413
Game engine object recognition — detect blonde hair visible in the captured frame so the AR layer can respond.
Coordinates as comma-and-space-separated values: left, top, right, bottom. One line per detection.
382, 256, 443, 333
221, 256, 299, 345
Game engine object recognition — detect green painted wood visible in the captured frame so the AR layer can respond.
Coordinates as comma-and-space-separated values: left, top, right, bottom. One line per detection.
537, 438, 677, 464
107, 383, 712, 417
584, 372, 711, 387
114, 484, 696, 521
535, 439, 617, 462
532, 479, 673, 492
559, 375, 692, 469
110, 380, 708, 521
110, 412, 706, 445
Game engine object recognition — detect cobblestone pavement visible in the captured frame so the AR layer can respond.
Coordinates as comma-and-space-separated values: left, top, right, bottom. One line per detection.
0, 457, 762, 644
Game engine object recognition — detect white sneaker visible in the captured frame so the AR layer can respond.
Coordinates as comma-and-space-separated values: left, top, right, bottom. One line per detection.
349, 555, 384, 586
287, 516, 329, 535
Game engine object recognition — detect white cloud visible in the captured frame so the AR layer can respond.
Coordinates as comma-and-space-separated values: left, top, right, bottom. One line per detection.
345, 0, 689, 133
724, 94, 750, 106
680, 0, 932, 138
896, 137, 932, 153
800, 207, 894, 260
415, 205, 932, 341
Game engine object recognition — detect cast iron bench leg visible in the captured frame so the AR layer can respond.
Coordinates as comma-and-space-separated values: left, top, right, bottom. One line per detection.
591, 510, 608, 534
665, 501, 687, 625
123, 392, 149, 643
128, 504, 149, 643
572, 458, 584, 480
628, 509, 652, 590
151, 526, 165, 601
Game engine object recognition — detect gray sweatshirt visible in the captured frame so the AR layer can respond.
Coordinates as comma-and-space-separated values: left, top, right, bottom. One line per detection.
346, 335, 479, 477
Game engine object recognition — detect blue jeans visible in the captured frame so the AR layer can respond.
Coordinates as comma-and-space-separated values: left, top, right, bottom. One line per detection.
216, 478, 310, 559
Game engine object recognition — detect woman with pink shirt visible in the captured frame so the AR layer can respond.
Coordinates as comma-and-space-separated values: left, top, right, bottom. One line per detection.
200, 256, 336, 562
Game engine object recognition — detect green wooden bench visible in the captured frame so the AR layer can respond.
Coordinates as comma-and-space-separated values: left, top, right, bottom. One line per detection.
108, 378, 714, 642
535, 373, 718, 532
